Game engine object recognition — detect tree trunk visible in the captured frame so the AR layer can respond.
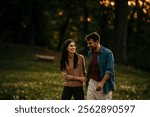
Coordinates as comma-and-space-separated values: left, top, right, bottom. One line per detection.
56, 17, 70, 51
82, 0, 89, 34
30, 0, 38, 46
114, 0, 128, 64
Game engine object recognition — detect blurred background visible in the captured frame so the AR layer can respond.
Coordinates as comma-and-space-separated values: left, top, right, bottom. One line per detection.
0, 0, 150, 99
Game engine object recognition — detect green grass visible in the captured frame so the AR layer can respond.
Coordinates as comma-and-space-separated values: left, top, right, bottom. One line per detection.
0, 44, 63, 100
114, 65, 150, 99
0, 44, 150, 100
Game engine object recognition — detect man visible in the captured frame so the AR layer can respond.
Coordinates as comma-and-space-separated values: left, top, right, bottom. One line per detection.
85, 32, 115, 100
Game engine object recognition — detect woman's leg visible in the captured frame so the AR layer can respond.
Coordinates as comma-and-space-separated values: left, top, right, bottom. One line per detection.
73, 86, 84, 100
61, 86, 72, 100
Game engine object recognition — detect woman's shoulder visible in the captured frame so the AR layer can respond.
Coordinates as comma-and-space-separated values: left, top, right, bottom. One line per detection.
77, 54, 85, 61
77, 54, 85, 59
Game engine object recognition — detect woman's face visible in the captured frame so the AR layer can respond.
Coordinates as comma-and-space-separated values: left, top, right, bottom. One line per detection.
67, 42, 76, 54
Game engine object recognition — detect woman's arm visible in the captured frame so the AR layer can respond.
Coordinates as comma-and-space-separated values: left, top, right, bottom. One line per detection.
74, 76, 86, 82
61, 71, 74, 81
62, 71, 86, 82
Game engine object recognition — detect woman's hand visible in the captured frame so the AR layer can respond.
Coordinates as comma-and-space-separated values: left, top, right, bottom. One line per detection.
74, 76, 86, 82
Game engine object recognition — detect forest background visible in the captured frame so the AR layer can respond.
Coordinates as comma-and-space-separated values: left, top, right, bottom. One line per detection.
0, 0, 150, 99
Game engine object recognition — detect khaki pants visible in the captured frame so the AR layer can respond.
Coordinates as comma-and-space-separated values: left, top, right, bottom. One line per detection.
86, 79, 112, 100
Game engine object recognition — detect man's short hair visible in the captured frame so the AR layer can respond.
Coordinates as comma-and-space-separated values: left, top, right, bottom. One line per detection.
85, 32, 100, 42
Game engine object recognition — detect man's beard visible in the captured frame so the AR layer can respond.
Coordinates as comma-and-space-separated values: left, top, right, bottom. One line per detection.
91, 46, 96, 51
90, 46, 96, 53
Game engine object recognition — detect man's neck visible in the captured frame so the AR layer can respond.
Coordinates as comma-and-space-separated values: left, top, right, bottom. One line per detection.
94, 44, 101, 52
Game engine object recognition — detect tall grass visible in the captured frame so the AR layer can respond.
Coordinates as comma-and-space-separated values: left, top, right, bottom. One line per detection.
0, 44, 150, 100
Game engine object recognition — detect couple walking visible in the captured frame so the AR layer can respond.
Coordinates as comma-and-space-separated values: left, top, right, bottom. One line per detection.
60, 32, 115, 100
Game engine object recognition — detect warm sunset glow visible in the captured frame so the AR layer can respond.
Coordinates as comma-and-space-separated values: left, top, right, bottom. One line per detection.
99, 0, 149, 15
143, 9, 147, 14
110, 2, 115, 6
145, 3, 150, 10
70, 32, 76, 36
134, 12, 138, 19
80, 16, 84, 22
58, 10, 64, 16
145, 0, 150, 2
99, 0, 115, 7
87, 17, 92, 22
99, 1, 103, 5
138, 1, 143, 7
128, 1, 136, 6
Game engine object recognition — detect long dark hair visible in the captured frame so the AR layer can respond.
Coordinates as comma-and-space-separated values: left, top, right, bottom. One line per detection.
60, 39, 78, 71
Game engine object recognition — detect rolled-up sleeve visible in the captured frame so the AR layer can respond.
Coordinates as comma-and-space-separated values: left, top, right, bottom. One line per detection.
105, 51, 115, 76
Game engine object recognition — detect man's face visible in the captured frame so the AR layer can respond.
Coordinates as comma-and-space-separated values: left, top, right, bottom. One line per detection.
86, 39, 98, 50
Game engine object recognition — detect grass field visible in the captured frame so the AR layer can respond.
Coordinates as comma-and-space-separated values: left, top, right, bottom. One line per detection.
0, 44, 150, 100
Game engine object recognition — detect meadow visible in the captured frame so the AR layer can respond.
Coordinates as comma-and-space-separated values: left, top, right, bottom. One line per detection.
0, 44, 150, 100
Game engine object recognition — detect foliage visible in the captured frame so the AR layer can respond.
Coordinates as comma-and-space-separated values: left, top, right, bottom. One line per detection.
0, 44, 150, 100
0, 1, 150, 69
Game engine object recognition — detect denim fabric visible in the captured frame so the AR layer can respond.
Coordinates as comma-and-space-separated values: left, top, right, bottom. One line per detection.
87, 46, 116, 94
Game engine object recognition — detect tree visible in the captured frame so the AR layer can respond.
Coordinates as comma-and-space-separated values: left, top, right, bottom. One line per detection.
114, 0, 128, 64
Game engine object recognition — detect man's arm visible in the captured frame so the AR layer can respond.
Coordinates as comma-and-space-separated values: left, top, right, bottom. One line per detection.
96, 73, 110, 91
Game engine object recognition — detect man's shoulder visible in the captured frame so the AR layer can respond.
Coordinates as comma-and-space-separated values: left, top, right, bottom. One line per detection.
101, 46, 112, 54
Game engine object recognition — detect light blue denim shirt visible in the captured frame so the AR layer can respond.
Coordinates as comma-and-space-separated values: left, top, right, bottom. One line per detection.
87, 46, 116, 94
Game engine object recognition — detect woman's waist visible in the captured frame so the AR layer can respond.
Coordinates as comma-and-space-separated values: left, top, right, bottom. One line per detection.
64, 80, 83, 87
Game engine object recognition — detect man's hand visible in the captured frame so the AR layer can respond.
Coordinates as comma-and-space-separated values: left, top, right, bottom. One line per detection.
96, 81, 104, 91
96, 73, 110, 91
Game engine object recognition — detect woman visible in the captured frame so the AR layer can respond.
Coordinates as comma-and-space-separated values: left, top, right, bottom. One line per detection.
60, 39, 87, 100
